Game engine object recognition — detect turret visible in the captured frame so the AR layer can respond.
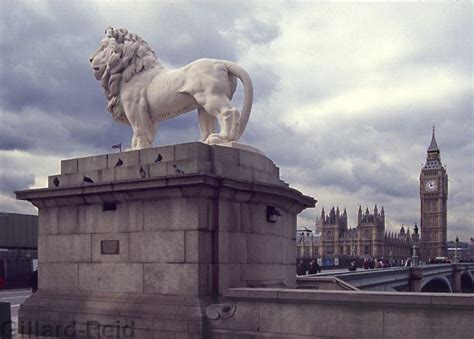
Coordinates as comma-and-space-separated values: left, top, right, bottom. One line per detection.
342, 208, 348, 228
423, 125, 443, 169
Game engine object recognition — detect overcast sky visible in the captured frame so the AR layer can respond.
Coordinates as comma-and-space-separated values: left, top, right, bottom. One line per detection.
0, 1, 472, 241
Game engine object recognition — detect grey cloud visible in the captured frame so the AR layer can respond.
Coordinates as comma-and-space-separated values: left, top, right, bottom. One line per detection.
1, 108, 145, 156
243, 19, 280, 45
0, 170, 35, 196
390, 5, 472, 72
0, 3, 125, 154
0, 194, 37, 215
246, 116, 422, 205
248, 64, 280, 102
225, 17, 281, 45
352, 161, 417, 198
154, 115, 200, 145
0, 2, 103, 115
138, 3, 263, 66
137, 3, 281, 66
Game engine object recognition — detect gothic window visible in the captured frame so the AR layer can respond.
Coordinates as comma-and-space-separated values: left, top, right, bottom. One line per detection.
364, 245, 370, 255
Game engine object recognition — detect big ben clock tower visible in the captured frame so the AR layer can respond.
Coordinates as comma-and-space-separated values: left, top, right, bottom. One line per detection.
420, 126, 448, 261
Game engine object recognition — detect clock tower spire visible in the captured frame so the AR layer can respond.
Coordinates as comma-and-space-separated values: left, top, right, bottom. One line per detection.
420, 125, 448, 261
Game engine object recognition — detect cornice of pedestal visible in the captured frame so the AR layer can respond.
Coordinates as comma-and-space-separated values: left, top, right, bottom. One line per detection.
16, 172, 316, 212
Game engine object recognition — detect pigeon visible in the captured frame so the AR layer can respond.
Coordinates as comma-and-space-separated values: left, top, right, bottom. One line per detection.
172, 164, 185, 174
115, 158, 123, 167
155, 153, 163, 163
53, 177, 60, 187
83, 176, 94, 184
139, 166, 147, 178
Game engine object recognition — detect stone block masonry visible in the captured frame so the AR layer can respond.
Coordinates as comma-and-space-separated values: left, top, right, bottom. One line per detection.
16, 142, 316, 338
48, 142, 288, 189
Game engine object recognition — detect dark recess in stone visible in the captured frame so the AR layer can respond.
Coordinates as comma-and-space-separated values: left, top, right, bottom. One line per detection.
103, 202, 117, 211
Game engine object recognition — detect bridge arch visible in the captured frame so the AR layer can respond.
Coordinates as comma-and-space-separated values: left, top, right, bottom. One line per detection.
461, 271, 473, 293
421, 277, 452, 293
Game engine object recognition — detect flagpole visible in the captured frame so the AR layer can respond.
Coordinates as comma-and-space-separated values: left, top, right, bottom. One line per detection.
112, 143, 122, 153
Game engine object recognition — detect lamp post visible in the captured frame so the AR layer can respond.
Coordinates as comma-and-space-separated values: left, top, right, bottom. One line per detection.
412, 224, 419, 266
300, 232, 305, 260
454, 236, 459, 264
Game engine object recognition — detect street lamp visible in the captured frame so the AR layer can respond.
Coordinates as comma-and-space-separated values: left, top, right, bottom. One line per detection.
454, 236, 459, 264
412, 224, 419, 266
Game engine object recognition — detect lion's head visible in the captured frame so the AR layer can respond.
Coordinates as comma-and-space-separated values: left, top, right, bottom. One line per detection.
90, 27, 162, 124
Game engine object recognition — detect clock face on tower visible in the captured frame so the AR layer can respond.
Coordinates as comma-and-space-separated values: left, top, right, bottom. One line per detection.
425, 179, 437, 192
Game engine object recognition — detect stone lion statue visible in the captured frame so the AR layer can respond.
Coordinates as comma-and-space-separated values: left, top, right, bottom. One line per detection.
90, 27, 253, 150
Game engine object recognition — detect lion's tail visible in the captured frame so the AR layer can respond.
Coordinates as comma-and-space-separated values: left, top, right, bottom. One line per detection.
222, 61, 254, 139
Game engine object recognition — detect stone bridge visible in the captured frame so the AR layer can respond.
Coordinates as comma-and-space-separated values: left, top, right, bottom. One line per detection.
298, 263, 474, 293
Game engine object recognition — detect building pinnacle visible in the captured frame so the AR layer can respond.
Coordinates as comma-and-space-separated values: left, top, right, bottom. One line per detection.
428, 124, 439, 152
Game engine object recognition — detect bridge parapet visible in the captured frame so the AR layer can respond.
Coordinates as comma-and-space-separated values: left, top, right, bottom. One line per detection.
296, 275, 359, 291
314, 264, 474, 292
418, 263, 455, 275
318, 267, 411, 291
208, 288, 474, 338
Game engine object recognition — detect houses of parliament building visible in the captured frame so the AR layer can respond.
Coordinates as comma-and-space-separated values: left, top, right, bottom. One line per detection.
298, 128, 448, 264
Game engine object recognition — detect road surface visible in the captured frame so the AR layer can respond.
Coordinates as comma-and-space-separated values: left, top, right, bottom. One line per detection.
0, 289, 31, 318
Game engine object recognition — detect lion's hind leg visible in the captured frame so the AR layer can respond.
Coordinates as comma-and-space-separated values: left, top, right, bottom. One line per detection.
198, 108, 217, 143
195, 94, 240, 145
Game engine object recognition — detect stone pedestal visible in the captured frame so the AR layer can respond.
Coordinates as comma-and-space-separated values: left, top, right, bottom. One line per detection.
409, 267, 423, 292
16, 142, 315, 338
452, 264, 463, 293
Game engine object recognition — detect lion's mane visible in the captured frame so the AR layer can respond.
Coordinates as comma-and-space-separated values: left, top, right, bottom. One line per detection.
100, 27, 162, 124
